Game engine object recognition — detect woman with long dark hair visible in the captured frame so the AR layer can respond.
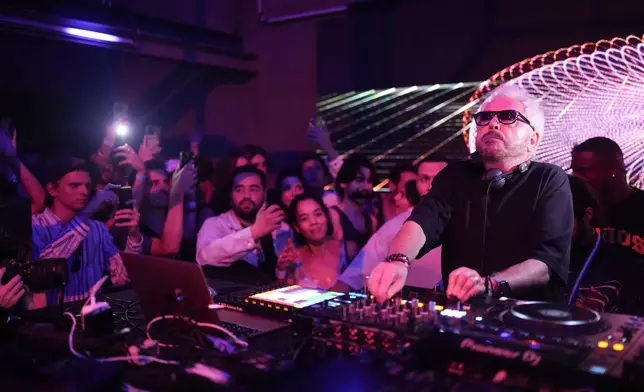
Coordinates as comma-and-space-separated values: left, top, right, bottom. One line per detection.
277, 193, 349, 289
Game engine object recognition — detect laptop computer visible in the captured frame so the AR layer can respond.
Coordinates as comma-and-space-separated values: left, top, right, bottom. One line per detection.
120, 253, 288, 338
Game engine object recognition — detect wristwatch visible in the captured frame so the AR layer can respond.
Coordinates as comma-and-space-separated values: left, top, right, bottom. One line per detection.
488, 274, 511, 297
385, 253, 411, 268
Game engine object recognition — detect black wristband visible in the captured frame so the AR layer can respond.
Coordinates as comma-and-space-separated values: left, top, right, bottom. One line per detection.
489, 274, 511, 297
385, 253, 411, 268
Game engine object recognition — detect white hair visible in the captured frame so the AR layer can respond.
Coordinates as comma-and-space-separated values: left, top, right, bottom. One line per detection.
479, 83, 545, 136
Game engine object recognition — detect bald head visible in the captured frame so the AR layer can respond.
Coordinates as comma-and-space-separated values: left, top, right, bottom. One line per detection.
572, 137, 624, 168
571, 137, 627, 200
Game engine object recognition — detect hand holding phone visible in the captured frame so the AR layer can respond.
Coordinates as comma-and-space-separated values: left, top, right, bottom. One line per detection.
180, 151, 195, 168
144, 125, 160, 149
116, 186, 134, 211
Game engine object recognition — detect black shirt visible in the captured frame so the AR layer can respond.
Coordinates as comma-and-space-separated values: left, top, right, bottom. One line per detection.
593, 187, 644, 314
569, 238, 622, 313
408, 159, 573, 302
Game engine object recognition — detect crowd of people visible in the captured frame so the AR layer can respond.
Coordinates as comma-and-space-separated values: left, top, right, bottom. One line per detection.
0, 84, 643, 317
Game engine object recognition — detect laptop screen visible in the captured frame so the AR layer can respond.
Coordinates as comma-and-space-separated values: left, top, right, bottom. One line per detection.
249, 285, 344, 309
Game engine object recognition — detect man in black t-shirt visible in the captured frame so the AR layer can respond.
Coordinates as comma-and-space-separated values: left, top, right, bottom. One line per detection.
368, 85, 573, 303
571, 137, 644, 315
567, 175, 621, 313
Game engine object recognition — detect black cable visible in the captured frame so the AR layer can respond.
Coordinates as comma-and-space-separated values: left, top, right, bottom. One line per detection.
479, 181, 495, 273
292, 336, 311, 362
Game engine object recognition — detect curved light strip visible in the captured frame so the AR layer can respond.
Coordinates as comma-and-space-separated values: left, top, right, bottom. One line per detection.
464, 35, 644, 186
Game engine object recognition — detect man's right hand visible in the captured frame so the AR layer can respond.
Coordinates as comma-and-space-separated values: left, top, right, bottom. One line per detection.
170, 161, 197, 205
138, 136, 161, 163
250, 204, 285, 240
367, 261, 409, 303
0, 268, 25, 309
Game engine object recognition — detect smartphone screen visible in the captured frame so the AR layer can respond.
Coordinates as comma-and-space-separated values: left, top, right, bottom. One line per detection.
180, 151, 194, 168
117, 186, 133, 210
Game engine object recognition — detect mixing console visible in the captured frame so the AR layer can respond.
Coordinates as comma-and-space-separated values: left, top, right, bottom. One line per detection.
220, 285, 644, 389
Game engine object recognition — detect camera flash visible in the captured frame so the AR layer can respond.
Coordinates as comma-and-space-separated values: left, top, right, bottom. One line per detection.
115, 123, 129, 137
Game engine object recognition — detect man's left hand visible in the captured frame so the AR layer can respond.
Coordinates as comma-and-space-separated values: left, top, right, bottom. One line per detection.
114, 206, 141, 240
446, 267, 486, 302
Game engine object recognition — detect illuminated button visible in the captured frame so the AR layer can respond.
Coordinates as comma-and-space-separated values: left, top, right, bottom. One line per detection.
418, 302, 424, 308
597, 340, 609, 349
613, 343, 625, 352
434, 305, 444, 311
589, 365, 606, 375
440, 309, 467, 318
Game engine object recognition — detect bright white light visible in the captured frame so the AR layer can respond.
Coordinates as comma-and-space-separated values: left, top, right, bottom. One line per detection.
63, 27, 123, 43
115, 123, 129, 137
440, 309, 467, 318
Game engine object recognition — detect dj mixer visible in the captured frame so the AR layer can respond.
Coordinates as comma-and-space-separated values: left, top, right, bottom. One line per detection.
218, 285, 644, 390
8, 282, 644, 391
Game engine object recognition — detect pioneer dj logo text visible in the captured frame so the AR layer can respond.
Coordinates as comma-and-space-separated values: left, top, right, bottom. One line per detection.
459, 338, 542, 366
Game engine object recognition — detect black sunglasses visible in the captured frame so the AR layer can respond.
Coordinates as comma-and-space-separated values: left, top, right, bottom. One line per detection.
473, 110, 535, 131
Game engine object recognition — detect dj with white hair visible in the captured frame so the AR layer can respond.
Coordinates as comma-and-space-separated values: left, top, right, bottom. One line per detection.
368, 84, 573, 303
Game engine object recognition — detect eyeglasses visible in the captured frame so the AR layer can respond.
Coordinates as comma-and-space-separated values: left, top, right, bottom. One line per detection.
473, 110, 535, 131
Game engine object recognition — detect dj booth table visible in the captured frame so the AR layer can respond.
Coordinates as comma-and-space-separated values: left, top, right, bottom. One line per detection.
3, 264, 644, 391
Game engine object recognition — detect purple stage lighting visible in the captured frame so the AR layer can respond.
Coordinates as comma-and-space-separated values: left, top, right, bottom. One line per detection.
63, 27, 125, 43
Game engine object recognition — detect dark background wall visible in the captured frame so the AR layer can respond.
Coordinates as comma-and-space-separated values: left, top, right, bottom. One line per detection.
317, 0, 644, 94
1, 0, 642, 168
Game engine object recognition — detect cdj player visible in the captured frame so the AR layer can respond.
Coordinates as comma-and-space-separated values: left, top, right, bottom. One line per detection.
218, 285, 644, 389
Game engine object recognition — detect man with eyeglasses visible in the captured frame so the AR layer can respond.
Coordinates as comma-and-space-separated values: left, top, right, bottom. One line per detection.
368, 85, 573, 303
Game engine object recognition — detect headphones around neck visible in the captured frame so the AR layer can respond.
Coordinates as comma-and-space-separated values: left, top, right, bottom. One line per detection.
469, 151, 532, 190
483, 161, 530, 190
